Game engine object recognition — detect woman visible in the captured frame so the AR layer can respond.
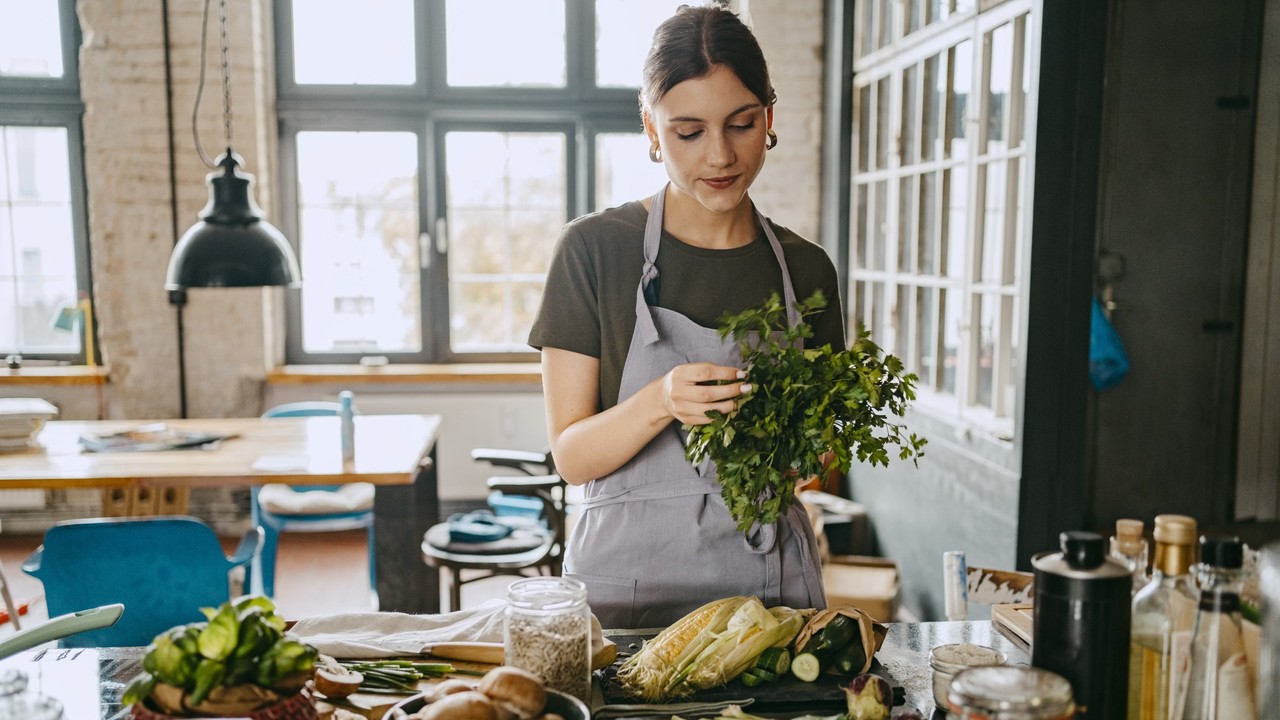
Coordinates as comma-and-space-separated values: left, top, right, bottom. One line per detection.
528, 5, 844, 629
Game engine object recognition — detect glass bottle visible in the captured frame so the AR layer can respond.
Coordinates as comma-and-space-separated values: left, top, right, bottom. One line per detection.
1128, 513, 1198, 720
504, 576, 592, 704
1179, 536, 1255, 720
1111, 517, 1150, 594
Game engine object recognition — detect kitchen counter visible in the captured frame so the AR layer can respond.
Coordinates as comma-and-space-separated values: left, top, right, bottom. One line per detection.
33, 621, 1028, 719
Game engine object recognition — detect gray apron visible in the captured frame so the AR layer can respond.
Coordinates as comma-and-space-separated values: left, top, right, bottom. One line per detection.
564, 187, 826, 629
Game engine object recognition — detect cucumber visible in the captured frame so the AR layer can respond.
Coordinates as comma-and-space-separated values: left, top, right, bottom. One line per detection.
791, 652, 822, 682
801, 614, 857, 660
751, 667, 779, 683
833, 636, 867, 675
755, 647, 792, 677
740, 669, 766, 687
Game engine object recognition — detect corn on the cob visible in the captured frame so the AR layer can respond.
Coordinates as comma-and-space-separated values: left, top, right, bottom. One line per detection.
674, 602, 804, 695
615, 596, 749, 701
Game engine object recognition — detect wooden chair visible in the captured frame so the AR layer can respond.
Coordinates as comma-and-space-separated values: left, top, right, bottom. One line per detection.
421, 448, 566, 611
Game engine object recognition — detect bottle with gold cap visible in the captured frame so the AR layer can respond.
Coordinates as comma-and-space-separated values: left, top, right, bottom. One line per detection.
1128, 514, 1198, 720
1111, 518, 1150, 595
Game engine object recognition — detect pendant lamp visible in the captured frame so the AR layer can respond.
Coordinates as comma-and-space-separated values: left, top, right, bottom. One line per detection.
164, 0, 300, 291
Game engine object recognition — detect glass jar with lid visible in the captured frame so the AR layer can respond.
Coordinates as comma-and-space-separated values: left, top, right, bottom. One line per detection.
504, 576, 592, 704
946, 665, 1076, 720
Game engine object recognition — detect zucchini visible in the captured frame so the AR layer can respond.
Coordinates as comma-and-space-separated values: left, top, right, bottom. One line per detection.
791, 652, 822, 682
832, 636, 867, 675
755, 647, 792, 677
801, 614, 857, 659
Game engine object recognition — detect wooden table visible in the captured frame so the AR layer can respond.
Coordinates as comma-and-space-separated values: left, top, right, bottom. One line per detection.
0, 414, 444, 615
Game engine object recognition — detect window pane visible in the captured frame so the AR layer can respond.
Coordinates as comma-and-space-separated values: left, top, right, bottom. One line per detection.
858, 0, 875, 58
948, 40, 971, 159
595, 1, 692, 88
974, 293, 995, 409
447, 0, 565, 87
877, 0, 893, 48
916, 286, 936, 387
445, 131, 566, 353
979, 160, 1006, 284
595, 133, 669, 209
854, 183, 868, 271
922, 53, 943, 162
1, 127, 78, 355
0, 1, 63, 78
907, 0, 924, 34
901, 63, 919, 166
875, 76, 891, 169
897, 176, 914, 272
870, 282, 885, 344
292, 0, 414, 85
296, 132, 420, 354
943, 166, 966, 278
895, 284, 910, 358
941, 288, 958, 395
986, 23, 1013, 155
857, 85, 871, 172
871, 180, 887, 270
918, 171, 938, 274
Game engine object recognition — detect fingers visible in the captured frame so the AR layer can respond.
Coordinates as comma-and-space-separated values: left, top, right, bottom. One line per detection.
662, 363, 752, 425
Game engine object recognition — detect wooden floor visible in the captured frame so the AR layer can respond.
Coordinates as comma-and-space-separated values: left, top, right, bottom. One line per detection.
0, 529, 511, 632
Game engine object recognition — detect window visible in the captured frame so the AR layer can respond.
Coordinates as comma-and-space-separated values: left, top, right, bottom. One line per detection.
0, 0, 90, 363
850, 0, 1035, 438
276, 0, 679, 363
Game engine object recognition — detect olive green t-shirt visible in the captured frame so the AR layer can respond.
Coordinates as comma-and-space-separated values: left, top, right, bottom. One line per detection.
528, 200, 845, 410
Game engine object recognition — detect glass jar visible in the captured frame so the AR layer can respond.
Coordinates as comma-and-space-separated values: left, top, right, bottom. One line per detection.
504, 576, 591, 704
0, 669, 63, 720
946, 665, 1076, 720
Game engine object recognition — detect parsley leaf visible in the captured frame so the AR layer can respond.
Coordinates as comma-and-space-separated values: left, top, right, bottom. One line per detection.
684, 290, 926, 532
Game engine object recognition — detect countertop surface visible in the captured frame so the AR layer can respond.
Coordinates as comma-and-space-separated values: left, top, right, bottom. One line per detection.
25, 620, 1029, 719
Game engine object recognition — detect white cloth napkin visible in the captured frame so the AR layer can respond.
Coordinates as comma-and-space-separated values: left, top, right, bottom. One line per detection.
290, 598, 509, 659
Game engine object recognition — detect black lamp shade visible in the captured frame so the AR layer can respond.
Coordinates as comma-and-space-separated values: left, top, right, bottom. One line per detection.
165, 151, 301, 290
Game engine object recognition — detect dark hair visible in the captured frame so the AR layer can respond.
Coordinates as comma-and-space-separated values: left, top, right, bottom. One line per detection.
639, 5, 776, 113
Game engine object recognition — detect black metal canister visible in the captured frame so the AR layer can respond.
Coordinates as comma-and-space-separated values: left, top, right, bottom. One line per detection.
1031, 530, 1132, 719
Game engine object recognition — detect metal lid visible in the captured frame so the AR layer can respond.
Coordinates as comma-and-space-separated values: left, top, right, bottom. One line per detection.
948, 666, 1076, 718
1031, 531, 1131, 580
1153, 514, 1197, 545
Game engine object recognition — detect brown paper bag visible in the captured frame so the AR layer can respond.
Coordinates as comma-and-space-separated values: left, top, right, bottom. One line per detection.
792, 605, 887, 676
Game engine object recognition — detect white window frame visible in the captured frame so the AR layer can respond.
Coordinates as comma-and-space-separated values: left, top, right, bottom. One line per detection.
850, 0, 1037, 440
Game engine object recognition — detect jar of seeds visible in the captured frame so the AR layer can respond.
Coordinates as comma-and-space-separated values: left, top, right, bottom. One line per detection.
504, 577, 591, 703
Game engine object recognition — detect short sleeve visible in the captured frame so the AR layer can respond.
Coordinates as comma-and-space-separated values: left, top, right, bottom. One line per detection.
528, 223, 601, 358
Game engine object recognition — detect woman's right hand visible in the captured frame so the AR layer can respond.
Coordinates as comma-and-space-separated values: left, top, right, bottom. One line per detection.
660, 363, 751, 426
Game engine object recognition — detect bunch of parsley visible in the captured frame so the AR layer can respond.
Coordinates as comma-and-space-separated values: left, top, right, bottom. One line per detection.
684, 290, 926, 532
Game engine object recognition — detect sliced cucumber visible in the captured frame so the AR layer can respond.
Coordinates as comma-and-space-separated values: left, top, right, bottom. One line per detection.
756, 646, 792, 677
791, 652, 822, 682
741, 669, 766, 687
751, 667, 780, 683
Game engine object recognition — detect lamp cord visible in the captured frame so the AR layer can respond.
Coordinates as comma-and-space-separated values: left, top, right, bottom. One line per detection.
192, 0, 233, 169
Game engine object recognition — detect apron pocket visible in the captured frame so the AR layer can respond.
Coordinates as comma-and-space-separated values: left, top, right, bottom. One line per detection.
566, 571, 636, 629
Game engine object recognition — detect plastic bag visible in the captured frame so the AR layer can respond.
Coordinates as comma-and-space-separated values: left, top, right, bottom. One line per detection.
1089, 297, 1130, 391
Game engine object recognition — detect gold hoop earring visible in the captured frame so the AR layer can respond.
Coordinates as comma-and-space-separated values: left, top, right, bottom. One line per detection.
766, 129, 778, 150
649, 142, 662, 163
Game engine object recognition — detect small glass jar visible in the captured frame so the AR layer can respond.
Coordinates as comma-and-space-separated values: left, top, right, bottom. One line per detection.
946, 665, 1075, 720
504, 577, 591, 704
0, 669, 63, 720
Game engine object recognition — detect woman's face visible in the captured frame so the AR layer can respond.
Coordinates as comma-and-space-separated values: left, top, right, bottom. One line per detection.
644, 64, 772, 217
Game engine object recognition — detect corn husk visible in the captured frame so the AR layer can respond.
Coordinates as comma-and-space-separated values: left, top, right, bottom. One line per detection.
615, 596, 807, 701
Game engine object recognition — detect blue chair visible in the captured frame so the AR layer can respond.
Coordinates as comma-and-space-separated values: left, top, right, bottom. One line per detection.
21, 516, 260, 647
251, 401, 376, 602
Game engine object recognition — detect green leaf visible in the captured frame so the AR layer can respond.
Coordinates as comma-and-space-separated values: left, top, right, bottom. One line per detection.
684, 291, 926, 531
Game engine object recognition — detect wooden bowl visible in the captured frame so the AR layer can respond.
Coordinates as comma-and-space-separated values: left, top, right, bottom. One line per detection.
131, 685, 318, 720
382, 687, 589, 720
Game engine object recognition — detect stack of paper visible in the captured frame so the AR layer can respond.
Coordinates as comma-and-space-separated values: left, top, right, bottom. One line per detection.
0, 398, 59, 452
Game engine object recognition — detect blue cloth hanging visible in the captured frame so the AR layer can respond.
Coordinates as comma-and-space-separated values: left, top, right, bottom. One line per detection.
1089, 297, 1130, 391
